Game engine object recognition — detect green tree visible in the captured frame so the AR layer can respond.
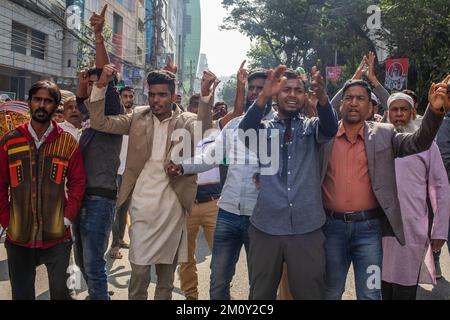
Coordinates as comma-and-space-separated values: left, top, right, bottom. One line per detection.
218, 77, 238, 109
377, 0, 450, 110
247, 39, 281, 69
221, 0, 323, 68
77, 21, 112, 70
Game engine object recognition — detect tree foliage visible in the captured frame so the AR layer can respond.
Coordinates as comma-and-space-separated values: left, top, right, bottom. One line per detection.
218, 77, 237, 109
377, 0, 450, 109
222, 0, 450, 104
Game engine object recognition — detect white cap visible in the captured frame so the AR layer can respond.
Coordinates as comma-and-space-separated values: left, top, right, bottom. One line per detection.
387, 92, 414, 109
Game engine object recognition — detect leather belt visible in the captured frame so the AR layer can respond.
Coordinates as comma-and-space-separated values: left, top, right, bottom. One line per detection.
324, 208, 384, 222
194, 195, 220, 204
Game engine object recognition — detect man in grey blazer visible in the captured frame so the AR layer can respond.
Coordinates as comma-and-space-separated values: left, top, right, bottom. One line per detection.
321, 78, 449, 300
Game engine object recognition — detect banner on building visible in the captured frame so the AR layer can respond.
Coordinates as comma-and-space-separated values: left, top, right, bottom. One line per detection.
385, 58, 409, 90
326, 66, 341, 81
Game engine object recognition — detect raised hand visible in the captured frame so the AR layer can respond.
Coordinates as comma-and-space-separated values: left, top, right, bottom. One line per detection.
352, 55, 368, 80
90, 4, 107, 35
164, 55, 178, 75
310, 66, 328, 107
260, 65, 287, 98
201, 70, 219, 97
367, 51, 380, 87
79, 68, 89, 87
428, 80, 449, 114
97, 64, 117, 88
237, 60, 248, 88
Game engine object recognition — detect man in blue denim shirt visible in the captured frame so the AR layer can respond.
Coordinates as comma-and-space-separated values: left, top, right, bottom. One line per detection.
180, 69, 272, 299
239, 66, 338, 299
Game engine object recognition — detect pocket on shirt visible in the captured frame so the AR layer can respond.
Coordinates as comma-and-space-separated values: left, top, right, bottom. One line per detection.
49, 157, 69, 185
9, 160, 24, 188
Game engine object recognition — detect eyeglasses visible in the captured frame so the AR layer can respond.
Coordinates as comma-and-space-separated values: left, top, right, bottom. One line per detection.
31, 96, 55, 105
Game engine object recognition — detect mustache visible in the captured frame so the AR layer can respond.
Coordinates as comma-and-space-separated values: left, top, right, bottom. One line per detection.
33, 108, 49, 115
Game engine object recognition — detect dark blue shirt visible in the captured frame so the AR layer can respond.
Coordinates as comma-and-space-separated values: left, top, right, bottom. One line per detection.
239, 101, 338, 235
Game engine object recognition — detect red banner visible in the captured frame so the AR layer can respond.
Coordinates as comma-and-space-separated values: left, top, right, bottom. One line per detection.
385, 58, 409, 90
326, 66, 341, 81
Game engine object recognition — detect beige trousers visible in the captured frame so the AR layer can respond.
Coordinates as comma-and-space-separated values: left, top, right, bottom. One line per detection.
179, 199, 218, 299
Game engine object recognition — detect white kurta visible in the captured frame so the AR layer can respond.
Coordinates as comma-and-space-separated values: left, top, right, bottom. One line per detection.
128, 114, 187, 266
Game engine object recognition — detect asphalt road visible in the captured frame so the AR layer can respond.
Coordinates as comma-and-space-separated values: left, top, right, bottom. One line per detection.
1, 229, 449, 300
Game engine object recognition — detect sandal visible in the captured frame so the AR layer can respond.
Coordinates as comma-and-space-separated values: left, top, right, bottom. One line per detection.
119, 240, 129, 249
109, 246, 123, 259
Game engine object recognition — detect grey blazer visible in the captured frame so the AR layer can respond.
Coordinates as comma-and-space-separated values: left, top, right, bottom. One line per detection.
320, 107, 444, 245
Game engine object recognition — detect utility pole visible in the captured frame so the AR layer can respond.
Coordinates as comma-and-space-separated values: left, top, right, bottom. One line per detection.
151, 0, 164, 69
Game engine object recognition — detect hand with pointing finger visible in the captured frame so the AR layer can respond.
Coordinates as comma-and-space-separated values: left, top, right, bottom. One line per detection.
90, 4, 107, 35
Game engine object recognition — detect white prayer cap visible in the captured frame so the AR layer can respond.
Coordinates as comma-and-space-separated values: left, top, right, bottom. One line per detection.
387, 92, 414, 109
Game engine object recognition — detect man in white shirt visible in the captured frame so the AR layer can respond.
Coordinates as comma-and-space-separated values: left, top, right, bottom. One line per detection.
59, 96, 83, 142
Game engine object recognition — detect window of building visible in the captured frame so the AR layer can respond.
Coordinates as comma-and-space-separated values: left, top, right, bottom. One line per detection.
11, 21, 47, 60
30, 29, 46, 60
113, 12, 123, 34
11, 22, 27, 55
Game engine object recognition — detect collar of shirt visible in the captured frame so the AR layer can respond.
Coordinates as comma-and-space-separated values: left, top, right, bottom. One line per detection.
273, 112, 304, 123
153, 111, 174, 124
28, 121, 54, 149
336, 122, 365, 141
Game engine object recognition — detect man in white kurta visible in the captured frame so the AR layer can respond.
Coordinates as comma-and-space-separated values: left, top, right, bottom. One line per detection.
128, 113, 187, 272
86, 66, 215, 300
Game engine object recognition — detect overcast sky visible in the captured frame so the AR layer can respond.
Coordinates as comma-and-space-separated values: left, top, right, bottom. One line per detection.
199, 0, 251, 77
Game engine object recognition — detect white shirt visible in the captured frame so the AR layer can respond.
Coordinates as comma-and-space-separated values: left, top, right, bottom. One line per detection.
117, 135, 129, 175
28, 122, 54, 149
59, 121, 82, 142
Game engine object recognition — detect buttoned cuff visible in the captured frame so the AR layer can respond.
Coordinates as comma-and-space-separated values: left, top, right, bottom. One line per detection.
90, 85, 107, 103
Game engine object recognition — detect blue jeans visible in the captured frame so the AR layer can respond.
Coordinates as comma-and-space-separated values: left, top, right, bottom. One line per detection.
210, 209, 251, 300
323, 216, 383, 300
73, 195, 115, 300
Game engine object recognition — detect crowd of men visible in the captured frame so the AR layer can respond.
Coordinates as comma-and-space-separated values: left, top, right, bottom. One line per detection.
0, 5, 449, 300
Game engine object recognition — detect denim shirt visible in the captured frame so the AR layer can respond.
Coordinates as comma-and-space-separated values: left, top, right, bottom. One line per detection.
239, 101, 338, 235
183, 111, 275, 216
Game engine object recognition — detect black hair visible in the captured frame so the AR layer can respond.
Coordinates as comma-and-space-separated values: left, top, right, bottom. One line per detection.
248, 68, 268, 83
402, 89, 418, 106
87, 68, 102, 79
28, 80, 61, 106
55, 106, 64, 114
146, 70, 176, 94
189, 94, 200, 106
283, 68, 306, 87
342, 79, 372, 100
120, 86, 135, 95
214, 101, 227, 108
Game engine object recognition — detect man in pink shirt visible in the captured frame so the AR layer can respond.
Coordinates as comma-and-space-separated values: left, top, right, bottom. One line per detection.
382, 92, 450, 299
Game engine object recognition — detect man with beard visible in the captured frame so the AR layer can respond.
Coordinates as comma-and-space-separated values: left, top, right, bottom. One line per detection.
320, 79, 448, 300
0, 80, 86, 299
86, 65, 214, 300
239, 66, 338, 299
381, 92, 450, 300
